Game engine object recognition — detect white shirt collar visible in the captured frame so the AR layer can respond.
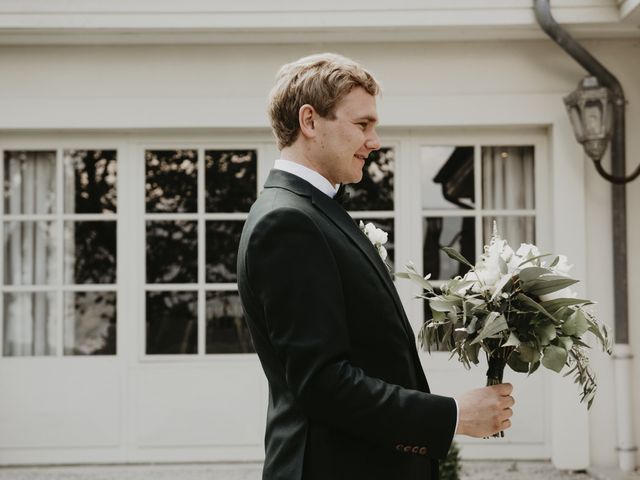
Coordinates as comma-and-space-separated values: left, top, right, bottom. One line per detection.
273, 159, 340, 198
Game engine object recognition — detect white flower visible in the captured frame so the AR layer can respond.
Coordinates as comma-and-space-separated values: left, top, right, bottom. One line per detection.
551, 255, 573, 276
516, 243, 541, 259
359, 221, 389, 263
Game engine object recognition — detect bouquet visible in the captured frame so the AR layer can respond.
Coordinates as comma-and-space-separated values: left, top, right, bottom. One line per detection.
397, 224, 612, 436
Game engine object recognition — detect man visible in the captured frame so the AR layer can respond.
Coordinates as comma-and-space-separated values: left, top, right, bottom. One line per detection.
237, 53, 514, 480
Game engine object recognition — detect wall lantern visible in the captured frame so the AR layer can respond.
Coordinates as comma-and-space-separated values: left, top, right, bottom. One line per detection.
563, 76, 613, 162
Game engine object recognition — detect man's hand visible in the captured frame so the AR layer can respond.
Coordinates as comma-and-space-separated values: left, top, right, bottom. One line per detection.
454, 383, 515, 438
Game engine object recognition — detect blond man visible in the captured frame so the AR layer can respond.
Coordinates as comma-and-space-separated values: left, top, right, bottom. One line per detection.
237, 53, 514, 480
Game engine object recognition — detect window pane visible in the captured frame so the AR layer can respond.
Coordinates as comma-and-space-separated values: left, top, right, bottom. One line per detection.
64, 150, 117, 214
482, 146, 535, 210
205, 150, 257, 212
64, 221, 116, 284
4, 150, 56, 215
145, 149, 198, 213
3, 221, 56, 285
342, 147, 394, 211
146, 291, 197, 354
358, 218, 395, 272
3, 292, 56, 356
423, 216, 475, 280
146, 220, 198, 284
421, 146, 474, 210
483, 216, 535, 247
206, 291, 254, 354
206, 221, 243, 283
64, 291, 116, 355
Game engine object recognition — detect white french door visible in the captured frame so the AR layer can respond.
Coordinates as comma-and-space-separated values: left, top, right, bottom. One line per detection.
1, 128, 571, 465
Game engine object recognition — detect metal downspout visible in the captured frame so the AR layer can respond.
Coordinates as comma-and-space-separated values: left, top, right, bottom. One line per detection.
534, 0, 637, 472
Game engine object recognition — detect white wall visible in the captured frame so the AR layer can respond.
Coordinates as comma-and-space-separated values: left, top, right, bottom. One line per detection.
1, 38, 638, 468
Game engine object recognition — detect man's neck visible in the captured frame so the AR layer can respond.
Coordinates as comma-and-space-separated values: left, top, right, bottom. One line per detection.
280, 147, 333, 185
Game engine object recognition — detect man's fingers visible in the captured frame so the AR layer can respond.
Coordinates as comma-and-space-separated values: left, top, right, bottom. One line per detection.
501, 395, 515, 408
491, 383, 513, 395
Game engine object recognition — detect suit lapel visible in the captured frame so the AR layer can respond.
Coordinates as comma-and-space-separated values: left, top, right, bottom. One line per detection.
263, 169, 418, 350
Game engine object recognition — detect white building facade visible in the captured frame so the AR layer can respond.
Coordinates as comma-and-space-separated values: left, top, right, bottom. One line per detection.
0, 0, 638, 472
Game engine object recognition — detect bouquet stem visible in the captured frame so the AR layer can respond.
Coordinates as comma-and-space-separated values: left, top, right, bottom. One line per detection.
486, 354, 507, 438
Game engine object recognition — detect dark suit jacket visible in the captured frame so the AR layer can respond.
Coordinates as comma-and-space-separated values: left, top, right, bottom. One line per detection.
237, 169, 457, 480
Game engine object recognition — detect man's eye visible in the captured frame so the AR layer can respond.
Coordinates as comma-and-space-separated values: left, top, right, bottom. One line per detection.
357, 123, 367, 129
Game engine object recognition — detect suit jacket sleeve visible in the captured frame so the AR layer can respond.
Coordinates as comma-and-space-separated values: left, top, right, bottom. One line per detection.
244, 206, 457, 459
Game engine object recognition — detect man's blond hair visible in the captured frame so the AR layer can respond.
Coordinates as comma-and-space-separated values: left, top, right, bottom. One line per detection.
268, 53, 381, 150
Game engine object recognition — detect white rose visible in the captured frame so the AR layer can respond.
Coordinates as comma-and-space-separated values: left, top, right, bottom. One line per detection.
551, 255, 573, 276
363, 222, 388, 245
516, 243, 541, 258
378, 245, 388, 261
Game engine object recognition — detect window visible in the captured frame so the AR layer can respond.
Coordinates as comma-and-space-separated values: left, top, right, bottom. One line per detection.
421, 144, 536, 280
2, 149, 118, 356
144, 148, 257, 355
342, 147, 396, 270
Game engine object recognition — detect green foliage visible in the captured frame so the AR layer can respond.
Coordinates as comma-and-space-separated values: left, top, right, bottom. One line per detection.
400, 247, 613, 410
439, 440, 462, 480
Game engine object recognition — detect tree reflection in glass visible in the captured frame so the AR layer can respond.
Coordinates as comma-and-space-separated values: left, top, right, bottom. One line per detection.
64, 291, 116, 355
206, 221, 244, 283
145, 150, 198, 213
64, 221, 116, 284
342, 147, 394, 211
146, 291, 197, 354
64, 150, 117, 214
423, 216, 475, 281
206, 291, 254, 354
205, 150, 257, 212
146, 220, 198, 283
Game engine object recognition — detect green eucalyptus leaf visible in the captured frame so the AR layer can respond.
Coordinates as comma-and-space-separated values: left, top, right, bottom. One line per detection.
542, 345, 568, 373
562, 310, 590, 337
528, 360, 541, 376
395, 270, 434, 292
518, 343, 541, 363
470, 313, 508, 345
555, 336, 574, 352
507, 351, 529, 373
540, 298, 592, 313
550, 256, 560, 268
523, 277, 579, 297
518, 266, 550, 283
515, 293, 558, 323
464, 342, 481, 365
503, 331, 521, 348
535, 322, 557, 346
441, 247, 475, 269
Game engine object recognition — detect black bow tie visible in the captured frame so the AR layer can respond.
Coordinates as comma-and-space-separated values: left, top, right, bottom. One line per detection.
334, 184, 350, 206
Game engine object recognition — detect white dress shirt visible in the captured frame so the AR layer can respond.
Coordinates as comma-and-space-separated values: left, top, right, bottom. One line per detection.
271, 158, 460, 435
273, 159, 339, 198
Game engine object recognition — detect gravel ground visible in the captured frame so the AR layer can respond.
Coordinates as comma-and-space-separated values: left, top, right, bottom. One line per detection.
0, 460, 625, 480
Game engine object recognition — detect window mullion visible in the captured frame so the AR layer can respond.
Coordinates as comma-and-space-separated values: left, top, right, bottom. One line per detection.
474, 144, 483, 260
198, 148, 206, 356
56, 148, 64, 357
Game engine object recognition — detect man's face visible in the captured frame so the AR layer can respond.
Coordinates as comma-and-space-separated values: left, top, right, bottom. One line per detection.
313, 87, 381, 185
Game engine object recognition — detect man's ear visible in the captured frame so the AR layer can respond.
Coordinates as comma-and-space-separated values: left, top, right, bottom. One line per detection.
298, 104, 317, 139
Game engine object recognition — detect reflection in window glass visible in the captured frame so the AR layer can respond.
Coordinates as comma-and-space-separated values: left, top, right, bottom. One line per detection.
3, 292, 56, 356
3, 221, 56, 285
482, 146, 535, 210
145, 150, 198, 213
423, 217, 475, 280
64, 150, 117, 214
64, 291, 116, 355
421, 146, 474, 210
342, 147, 394, 211
146, 220, 198, 284
206, 221, 244, 283
206, 291, 254, 353
64, 221, 116, 284
146, 291, 197, 354
358, 218, 395, 272
483, 216, 535, 247
205, 150, 257, 213
4, 151, 56, 215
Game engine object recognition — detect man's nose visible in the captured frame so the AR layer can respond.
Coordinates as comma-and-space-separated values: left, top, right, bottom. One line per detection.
365, 130, 381, 151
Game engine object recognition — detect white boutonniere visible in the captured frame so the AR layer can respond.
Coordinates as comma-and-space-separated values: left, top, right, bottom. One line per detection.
359, 221, 388, 262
